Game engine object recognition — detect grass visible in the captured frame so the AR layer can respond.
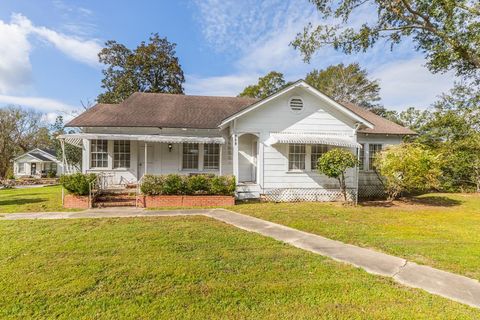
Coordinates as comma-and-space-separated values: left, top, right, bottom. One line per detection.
233, 193, 480, 280
0, 185, 79, 214
0, 216, 478, 319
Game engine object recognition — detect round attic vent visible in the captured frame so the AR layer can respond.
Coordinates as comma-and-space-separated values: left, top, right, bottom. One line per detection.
289, 97, 304, 113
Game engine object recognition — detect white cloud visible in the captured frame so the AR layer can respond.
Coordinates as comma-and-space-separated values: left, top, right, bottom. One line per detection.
0, 13, 101, 95
0, 94, 77, 112
372, 58, 455, 110
12, 13, 101, 67
0, 15, 32, 94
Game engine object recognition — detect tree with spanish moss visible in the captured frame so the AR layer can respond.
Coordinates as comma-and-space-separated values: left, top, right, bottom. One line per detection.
292, 0, 480, 77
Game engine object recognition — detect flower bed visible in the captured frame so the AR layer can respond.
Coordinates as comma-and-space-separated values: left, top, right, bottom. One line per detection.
139, 174, 236, 207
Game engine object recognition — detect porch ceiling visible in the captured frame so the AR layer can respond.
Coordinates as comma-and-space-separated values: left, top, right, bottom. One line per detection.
265, 132, 361, 148
57, 133, 225, 145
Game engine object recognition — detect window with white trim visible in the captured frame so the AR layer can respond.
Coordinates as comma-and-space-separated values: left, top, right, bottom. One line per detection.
113, 140, 131, 169
182, 143, 199, 170
288, 144, 306, 170
359, 144, 365, 171
204, 144, 220, 170
90, 140, 108, 168
311, 144, 328, 170
18, 162, 25, 173
369, 144, 382, 171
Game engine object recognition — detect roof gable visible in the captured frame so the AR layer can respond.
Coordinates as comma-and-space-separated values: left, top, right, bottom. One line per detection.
219, 80, 374, 129
13, 148, 59, 162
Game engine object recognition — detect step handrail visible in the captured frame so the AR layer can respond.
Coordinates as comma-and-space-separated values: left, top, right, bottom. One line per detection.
135, 174, 145, 208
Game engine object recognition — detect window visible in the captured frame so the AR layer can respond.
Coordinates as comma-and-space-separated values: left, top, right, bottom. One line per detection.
359, 144, 365, 171
369, 144, 383, 171
114, 140, 131, 168
48, 162, 58, 172
288, 144, 306, 170
204, 144, 220, 170
90, 140, 108, 168
18, 162, 25, 173
289, 97, 304, 113
183, 143, 199, 170
311, 144, 328, 170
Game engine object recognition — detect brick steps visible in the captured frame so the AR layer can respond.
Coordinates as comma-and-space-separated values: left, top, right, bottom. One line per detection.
94, 188, 137, 208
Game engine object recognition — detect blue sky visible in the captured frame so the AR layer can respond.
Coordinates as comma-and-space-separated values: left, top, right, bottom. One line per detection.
0, 0, 455, 121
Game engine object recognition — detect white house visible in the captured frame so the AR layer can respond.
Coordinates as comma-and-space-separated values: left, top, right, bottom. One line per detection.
13, 148, 64, 178
60, 80, 414, 201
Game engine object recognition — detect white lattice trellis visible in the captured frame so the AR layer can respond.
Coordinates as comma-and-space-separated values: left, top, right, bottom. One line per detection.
358, 185, 387, 200
263, 188, 357, 202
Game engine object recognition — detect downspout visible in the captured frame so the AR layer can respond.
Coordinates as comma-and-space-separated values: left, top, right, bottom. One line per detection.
354, 123, 361, 205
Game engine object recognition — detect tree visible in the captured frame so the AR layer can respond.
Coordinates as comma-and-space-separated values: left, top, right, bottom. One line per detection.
292, 0, 480, 77
98, 33, 185, 104
317, 148, 358, 202
375, 143, 442, 200
0, 106, 51, 179
305, 63, 381, 109
239, 71, 289, 99
50, 116, 82, 171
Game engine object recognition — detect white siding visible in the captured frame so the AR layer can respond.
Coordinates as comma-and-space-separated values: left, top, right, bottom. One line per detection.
234, 87, 358, 191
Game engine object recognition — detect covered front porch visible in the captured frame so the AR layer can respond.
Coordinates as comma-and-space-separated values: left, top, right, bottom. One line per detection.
58, 133, 232, 186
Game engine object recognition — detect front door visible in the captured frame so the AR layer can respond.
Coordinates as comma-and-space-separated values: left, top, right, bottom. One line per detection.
138, 143, 154, 178
238, 134, 258, 183
31, 163, 36, 175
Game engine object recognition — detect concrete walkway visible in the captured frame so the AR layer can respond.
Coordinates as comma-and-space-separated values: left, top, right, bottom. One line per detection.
2, 208, 480, 309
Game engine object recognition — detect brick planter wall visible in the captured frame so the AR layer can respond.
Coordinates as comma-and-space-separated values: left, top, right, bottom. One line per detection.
63, 194, 90, 209
138, 195, 235, 208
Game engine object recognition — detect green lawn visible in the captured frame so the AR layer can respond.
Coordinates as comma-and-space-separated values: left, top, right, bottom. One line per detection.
233, 193, 480, 280
0, 185, 76, 214
0, 216, 478, 319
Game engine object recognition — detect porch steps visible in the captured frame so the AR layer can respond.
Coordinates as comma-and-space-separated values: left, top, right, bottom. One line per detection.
94, 188, 137, 208
236, 183, 261, 200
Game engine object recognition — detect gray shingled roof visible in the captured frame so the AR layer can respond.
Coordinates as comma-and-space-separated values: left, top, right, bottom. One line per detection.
340, 102, 415, 135
66, 92, 414, 135
67, 93, 258, 129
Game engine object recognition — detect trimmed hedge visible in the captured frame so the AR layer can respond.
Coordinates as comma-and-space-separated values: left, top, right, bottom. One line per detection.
140, 174, 235, 196
60, 173, 97, 196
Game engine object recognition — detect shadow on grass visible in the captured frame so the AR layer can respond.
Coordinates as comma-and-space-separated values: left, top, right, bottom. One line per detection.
0, 198, 46, 206
360, 196, 463, 208
403, 196, 463, 207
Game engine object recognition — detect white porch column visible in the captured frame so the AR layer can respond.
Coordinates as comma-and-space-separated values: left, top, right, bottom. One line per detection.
232, 134, 239, 184
219, 144, 223, 176
144, 142, 148, 175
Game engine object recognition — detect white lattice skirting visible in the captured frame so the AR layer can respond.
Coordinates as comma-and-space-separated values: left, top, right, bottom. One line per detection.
263, 188, 357, 202
358, 185, 387, 200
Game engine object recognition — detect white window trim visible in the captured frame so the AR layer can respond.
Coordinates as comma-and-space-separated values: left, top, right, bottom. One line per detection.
90, 139, 109, 169
181, 143, 200, 171
113, 140, 131, 169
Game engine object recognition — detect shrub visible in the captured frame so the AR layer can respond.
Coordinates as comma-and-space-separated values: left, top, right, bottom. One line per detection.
162, 174, 187, 195
186, 174, 211, 194
140, 175, 165, 195
60, 173, 97, 196
317, 148, 358, 202
210, 175, 236, 196
375, 143, 442, 200
140, 174, 236, 196
47, 170, 57, 178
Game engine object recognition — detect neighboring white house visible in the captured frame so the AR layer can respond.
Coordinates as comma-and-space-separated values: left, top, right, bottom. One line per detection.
59, 80, 414, 201
13, 148, 64, 178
